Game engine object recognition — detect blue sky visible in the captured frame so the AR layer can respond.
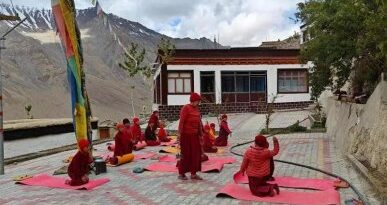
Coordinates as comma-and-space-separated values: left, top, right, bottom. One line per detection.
8, 0, 302, 46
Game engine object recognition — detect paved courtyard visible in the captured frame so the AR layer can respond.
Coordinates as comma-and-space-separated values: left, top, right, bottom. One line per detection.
4, 130, 98, 159
0, 111, 382, 204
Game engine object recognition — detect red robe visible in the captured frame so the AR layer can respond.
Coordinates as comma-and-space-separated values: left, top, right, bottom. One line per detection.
144, 125, 160, 146
215, 121, 231, 146
130, 124, 143, 142
67, 150, 91, 186
114, 131, 133, 157
158, 127, 171, 142
203, 132, 218, 153
148, 113, 159, 130
178, 104, 202, 175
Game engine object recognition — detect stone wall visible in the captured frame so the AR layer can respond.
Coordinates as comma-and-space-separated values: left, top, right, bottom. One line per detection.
326, 80, 387, 174
159, 101, 313, 121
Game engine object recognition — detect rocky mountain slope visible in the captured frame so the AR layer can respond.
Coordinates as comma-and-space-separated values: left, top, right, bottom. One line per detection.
0, 3, 221, 121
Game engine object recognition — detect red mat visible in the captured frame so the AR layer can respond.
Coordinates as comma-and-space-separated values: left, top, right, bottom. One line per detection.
159, 155, 236, 164
233, 172, 336, 191
217, 183, 340, 205
144, 161, 224, 173
16, 174, 110, 190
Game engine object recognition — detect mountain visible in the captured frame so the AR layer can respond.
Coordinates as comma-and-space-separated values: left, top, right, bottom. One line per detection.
0, 3, 222, 121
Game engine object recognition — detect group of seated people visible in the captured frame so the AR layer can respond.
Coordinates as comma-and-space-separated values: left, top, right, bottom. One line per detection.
112, 110, 173, 163
66, 110, 279, 198
144, 111, 172, 146
202, 114, 232, 153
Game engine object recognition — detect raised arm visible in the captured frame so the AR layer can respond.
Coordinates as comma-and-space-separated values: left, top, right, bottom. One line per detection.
269, 137, 279, 157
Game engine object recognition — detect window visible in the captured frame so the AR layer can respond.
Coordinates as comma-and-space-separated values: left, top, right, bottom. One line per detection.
236, 75, 249, 92
221, 71, 267, 103
168, 72, 192, 94
201, 72, 215, 103
200, 72, 215, 93
250, 76, 266, 92
278, 69, 308, 93
221, 75, 235, 92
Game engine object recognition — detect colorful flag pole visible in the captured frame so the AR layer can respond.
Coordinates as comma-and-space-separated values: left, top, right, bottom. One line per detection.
96, 1, 103, 17
51, 0, 92, 151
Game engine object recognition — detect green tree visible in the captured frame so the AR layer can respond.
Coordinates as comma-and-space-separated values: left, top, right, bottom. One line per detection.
119, 43, 152, 78
296, 0, 387, 100
157, 38, 176, 64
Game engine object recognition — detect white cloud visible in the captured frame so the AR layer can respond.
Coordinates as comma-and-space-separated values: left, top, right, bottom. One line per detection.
9, 0, 302, 46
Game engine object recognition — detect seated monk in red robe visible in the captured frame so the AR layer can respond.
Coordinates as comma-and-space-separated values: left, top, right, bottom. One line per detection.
145, 116, 160, 146
215, 114, 232, 146
209, 123, 216, 143
238, 135, 280, 197
130, 117, 144, 144
66, 139, 92, 186
110, 123, 133, 164
203, 124, 218, 153
123, 118, 131, 129
157, 121, 172, 142
149, 111, 160, 131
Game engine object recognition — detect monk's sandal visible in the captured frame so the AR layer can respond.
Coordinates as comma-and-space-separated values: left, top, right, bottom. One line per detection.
178, 175, 188, 180
190, 174, 203, 180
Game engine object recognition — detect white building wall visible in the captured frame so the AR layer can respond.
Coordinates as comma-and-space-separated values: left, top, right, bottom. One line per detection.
167, 95, 191, 105
166, 64, 311, 105
215, 70, 222, 104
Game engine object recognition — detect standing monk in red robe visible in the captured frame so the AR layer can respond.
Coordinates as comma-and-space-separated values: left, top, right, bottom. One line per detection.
177, 92, 203, 180
66, 139, 92, 186
215, 114, 232, 146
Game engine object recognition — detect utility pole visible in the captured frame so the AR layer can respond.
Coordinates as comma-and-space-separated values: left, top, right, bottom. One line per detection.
0, 15, 26, 175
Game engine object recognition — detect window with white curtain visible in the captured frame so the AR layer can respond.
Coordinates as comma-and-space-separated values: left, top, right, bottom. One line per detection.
278, 69, 308, 93
167, 72, 192, 94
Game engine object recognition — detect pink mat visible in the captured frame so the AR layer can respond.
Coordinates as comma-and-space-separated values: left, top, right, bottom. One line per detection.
160, 141, 177, 146
100, 152, 154, 162
144, 161, 224, 173
233, 172, 336, 191
134, 141, 147, 150
100, 152, 114, 161
107, 144, 115, 151
216, 183, 340, 205
134, 152, 156, 160
158, 155, 179, 163
159, 155, 236, 164
16, 174, 110, 190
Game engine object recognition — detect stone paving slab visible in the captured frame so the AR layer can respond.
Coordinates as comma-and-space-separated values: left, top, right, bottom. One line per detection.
0, 112, 382, 205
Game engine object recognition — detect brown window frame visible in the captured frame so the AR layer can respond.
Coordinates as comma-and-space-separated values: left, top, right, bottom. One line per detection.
167, 71, 193, 95
277, 69, 309, 94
